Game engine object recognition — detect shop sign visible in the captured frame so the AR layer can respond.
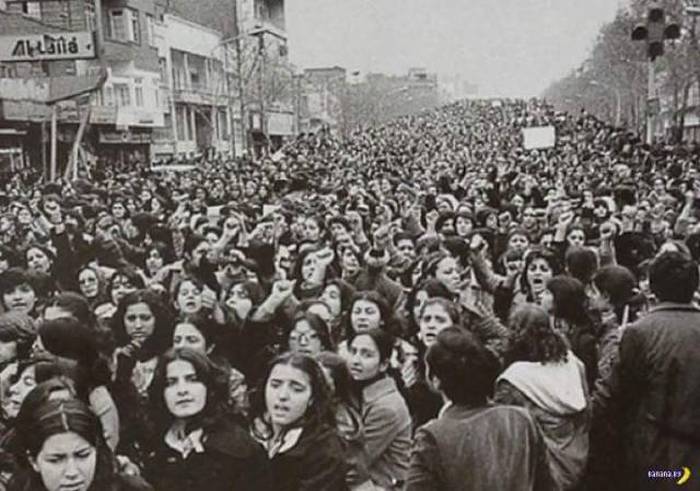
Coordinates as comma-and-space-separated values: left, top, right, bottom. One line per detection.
0, 31, 95, 62
99, 130, 152, 144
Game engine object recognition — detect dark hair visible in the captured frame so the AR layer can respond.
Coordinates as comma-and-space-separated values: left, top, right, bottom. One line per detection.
111, 289, 175, 360
24, 244, 55, 270
649, 250, 699, 303
507, 304, 568, 365
149, 347, 230, 434
45, 291, 95, 328
173, 312, 219, 351
565, 246, 598, 285
0, 312, 35, 360
184, 233, 208, 258
420, 297, 461, 327
593, 265, 643, 324
425, 327, 499, 405
346, 290, 392, 337
11, 399, 115, 491
0, 268, 36, 297
317, 351, 353, 405
348, 328, 394, 364
520, 247, 562, 298
171, 275, 205, 307
143, 241, 174, 272
546, 275, 591, 326
288, 312, 334, 352
107, 266, 145, 298
251, 352, 335, 438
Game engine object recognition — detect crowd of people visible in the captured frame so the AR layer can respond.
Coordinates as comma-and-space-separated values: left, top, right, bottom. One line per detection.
0, 98, 696, 490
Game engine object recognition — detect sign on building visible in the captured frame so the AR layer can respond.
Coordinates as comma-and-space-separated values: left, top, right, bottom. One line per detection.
523, 126, 556, 150
0, 31, 95, 62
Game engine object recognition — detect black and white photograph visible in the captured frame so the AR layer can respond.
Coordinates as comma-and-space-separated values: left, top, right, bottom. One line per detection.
0, 0, 698, 490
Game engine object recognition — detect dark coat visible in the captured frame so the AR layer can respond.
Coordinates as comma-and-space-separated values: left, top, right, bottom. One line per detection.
143, 418, 270, 491
594, 302, 700, 491
268, 423, 348, 491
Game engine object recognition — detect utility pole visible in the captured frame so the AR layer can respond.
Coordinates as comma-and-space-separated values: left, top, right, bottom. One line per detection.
257, 30, 266, 156
632, 4, 681, 144
231, 0, 247, 157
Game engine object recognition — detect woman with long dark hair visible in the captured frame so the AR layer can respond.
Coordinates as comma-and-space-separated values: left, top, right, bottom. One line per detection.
250, 352, 347, 491
145, 347, 268, 491
540, 275, 599, 387
495, 304, 589, 491
8, 398, 151, 491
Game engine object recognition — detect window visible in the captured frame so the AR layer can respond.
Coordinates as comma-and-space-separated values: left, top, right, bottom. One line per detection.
23, 2, 41, 19
146, 14, 156, 47
114, 83, 131, 107
131, 10, 140, 44
109, 9, 140, 43
176, 106, 186, 141
158, 58, 168, 84
103, 86, 114, 106
134, 78, 144, 107
185, 107, 193, 141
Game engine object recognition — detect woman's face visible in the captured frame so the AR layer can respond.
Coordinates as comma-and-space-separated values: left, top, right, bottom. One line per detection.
145, 248, 164, 274
27, 248, 51, 273
320, 285, 342, 319
301, 253, 317, 283
508, 233, 530, 253
124, 302, 155, 344
5, 364, 35, 419
17, 208, 32, 225
435, 257, 461, 294
111, 202, 126, 219
176, 281, 203, 314
225, 283, 253, 320
110, 275, 137, 306
3, 283, 37, 314
78, 269, 99, 299
31, 431, 97, 491
341, 249, 360, 275
288, 320, 323, 357
567, 229, 585, 248
455, 216, 473, 237
527, 258, 553, 295
173, 322, 208, 354
164, 360, 207, 420
304, 218, 321, 242
265, 363, 312, 430
351, 299, 382, 333
419, 303, 453, 347
348, 334, 386, 381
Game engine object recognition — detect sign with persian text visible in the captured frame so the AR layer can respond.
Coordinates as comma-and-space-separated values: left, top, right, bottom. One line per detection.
0, 31, 95, 62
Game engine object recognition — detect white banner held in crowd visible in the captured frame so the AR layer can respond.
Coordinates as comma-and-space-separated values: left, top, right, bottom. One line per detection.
523, 126, 556, 150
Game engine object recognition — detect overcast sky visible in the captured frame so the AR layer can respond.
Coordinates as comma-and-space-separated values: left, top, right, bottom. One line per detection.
287, 0, 624, 97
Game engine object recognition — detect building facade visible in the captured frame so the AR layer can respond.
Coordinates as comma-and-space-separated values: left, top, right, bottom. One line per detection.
151, 14, 232, 159
300, 66, 346, 135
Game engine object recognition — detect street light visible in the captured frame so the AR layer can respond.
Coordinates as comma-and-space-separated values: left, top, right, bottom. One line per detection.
589, 80, 622, 127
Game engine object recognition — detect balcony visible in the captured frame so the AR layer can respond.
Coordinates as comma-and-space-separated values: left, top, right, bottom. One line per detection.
172, 83, 229, 106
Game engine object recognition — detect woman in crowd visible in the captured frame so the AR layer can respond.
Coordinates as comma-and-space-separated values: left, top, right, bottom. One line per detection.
172, 313, 248, 414
8, 397, 151, 491
540, 275, 599, 386
347, 328, 411, 489
111, 290, 174, 398
495, 304, 589, 491
251, 352, 347, 490
144, 347, 268, 491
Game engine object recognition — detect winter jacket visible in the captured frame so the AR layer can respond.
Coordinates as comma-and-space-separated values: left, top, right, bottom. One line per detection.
593, 302, 700, 491
495, 352, 590, 491
143, 418, 271, 491
407, 403, 552, 491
